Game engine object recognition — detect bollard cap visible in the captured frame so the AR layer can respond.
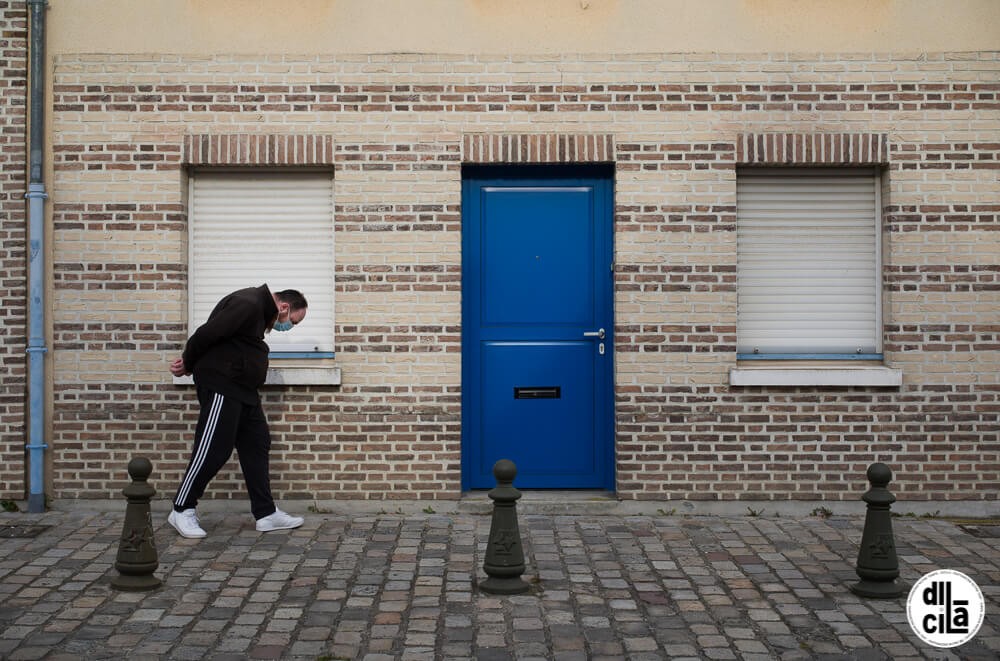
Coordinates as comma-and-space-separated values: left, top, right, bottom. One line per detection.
127, 457, 153, 482
488, 459, 521, 502
867, 462, 892, 488
493, 459, 517, 484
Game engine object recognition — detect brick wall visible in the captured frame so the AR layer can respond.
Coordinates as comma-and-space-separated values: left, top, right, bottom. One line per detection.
47, 52, 1000, 503
0, 0, 27, 501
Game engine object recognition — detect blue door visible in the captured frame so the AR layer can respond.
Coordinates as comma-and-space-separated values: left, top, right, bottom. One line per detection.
462, 165, 614, 489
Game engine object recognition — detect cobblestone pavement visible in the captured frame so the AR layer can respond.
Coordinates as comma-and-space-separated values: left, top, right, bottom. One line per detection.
0, 508, 997, 660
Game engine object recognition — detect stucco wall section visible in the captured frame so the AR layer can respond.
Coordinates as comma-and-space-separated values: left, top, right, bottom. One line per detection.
47, 0, 1000, 55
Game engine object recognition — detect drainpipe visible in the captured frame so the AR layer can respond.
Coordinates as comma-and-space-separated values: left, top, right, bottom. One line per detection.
25, 0, 48, 513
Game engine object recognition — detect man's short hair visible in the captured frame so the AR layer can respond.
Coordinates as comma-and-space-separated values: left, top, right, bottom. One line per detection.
275, 289, 308, 311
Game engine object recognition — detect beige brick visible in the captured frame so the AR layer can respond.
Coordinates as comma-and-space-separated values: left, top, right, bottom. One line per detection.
30, 48, 1000, 501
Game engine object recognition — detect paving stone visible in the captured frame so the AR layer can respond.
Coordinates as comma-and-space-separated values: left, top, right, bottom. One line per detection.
0, 510, 995, 660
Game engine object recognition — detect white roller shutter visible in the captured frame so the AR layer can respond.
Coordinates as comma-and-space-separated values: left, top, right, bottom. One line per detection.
737, 168, 880, 355
189, 171, 335, 352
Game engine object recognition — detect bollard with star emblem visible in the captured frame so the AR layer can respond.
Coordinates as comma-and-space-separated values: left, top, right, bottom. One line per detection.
111, 457, 162, 591
481, 459, 530, 595
850, 462, 906, 598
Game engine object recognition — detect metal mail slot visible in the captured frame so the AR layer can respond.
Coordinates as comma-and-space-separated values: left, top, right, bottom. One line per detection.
514, 386, 561, 400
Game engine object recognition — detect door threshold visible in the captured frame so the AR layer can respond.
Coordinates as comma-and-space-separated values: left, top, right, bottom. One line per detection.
459, 489, 618, 515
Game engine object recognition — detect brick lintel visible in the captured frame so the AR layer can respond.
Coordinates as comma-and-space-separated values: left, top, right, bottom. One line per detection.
183, 134, 336, 166
737, 133, 888, 166
463, 134, 615, 164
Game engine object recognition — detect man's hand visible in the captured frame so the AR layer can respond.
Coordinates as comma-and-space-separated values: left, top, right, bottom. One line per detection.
169, 357, 190, 377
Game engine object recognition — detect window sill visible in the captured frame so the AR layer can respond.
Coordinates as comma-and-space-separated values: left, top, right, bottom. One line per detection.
173, 365, 342, 387
729, 364, 902, 387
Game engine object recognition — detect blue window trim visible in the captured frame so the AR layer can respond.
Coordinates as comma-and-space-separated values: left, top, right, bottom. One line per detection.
269, 352, 335, 359
737, 353, 883, 361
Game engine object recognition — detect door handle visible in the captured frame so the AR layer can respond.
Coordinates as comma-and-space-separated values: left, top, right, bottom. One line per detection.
583, 328, 605, 340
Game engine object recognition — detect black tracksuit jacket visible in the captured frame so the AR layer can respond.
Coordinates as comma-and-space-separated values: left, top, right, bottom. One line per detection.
182, 284, 279, 403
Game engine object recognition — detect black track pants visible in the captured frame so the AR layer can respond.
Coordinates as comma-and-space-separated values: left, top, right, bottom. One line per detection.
173, 385, 277, 520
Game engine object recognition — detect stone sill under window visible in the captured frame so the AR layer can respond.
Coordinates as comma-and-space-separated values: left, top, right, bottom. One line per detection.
173, 365, 342, 387
729, 361, 902, 387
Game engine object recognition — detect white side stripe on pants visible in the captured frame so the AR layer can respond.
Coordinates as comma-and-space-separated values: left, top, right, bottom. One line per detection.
175, 392, 224, 507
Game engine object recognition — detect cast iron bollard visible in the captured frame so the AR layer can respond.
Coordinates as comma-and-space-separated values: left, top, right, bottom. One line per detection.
481, 459, 530, 595
850, 462, 906, 598
111, 457, 162, 591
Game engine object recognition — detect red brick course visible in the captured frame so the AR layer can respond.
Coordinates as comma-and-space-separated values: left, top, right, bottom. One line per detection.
0, 0, 28, 500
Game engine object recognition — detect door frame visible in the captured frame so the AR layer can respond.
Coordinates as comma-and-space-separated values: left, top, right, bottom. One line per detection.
460, 163, 616, 490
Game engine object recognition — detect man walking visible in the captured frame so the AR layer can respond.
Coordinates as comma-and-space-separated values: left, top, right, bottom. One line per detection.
167, 284, 308, 538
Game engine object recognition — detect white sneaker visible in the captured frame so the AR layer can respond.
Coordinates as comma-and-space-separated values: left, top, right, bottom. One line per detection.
168, 508, 206, 539
255, 508, 304, 532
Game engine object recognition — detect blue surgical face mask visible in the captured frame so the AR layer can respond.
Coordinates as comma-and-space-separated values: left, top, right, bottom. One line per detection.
273, 304, 294, 332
